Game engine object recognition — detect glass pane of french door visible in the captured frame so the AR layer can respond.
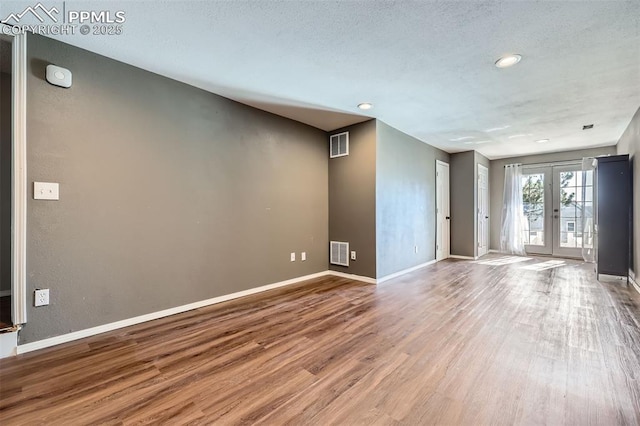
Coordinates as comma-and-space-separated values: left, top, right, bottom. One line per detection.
522, 167, 552, 255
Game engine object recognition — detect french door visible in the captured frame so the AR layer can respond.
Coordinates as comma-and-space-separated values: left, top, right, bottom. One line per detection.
522, 163, 591, 258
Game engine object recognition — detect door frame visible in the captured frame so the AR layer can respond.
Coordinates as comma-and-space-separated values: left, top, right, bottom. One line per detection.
436, 160, 450, 261
2, 28, 28, 326
477, 164, 489, 257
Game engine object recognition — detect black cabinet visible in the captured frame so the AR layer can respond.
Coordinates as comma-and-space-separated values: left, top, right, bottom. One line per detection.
596, 155, 630, 279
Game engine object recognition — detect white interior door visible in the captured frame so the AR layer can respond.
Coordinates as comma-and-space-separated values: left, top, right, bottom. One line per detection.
436, 160, 450, 261
477, 164, 489, 257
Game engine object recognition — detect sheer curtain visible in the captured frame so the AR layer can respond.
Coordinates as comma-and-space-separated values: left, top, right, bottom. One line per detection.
500, 164, 526, 255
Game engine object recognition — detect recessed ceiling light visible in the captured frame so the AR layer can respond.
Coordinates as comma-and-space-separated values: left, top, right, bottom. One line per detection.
495, 54, 522, 68
535, 139, 550, 144
357, 103, 373, 110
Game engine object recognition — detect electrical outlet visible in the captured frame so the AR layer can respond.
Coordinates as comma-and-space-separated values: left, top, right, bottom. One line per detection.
301, 252, 306, 261
34, 289, 49, 307
290, 252, 296, 262
351, 251, 356, 261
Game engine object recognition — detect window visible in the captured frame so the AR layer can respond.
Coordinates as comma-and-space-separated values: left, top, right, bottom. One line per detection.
567, 222, 575, 232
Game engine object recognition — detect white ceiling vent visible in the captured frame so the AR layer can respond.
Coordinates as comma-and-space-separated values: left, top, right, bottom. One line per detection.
330, 132, 349, 158
330, 241, 349, 266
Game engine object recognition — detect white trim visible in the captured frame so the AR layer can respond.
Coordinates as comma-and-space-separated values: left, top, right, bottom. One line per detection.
11, 32, 27, 326
17, 271, 330, 355
449, 255, 477, 260
376, 260, 436, 284
326, 270, 376, 284
13, 260, 447, 355
0, 290, 11, 297
0, 330, 18, 358
628, 270, 639, 296
489, 249, 500, 253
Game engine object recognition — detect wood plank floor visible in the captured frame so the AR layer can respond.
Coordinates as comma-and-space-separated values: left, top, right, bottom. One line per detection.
1, 255, 639, 425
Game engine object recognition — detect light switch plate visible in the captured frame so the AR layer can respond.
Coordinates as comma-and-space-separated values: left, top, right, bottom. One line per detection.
301, 252, 306, 261
34, 182, 59, 200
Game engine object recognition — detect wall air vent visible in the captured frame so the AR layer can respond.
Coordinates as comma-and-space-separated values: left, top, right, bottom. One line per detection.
583, 124, 594, 130
330, 241, 349, 266
330, 132, 349, 158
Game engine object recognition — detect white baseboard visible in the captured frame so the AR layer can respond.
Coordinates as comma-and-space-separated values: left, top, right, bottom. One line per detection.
629, 270, 640, 296
0, 289, 11, 297
449, 255, 477, 260
326, 270, 377, 284
489, 249, 500, 254
17, 270, 331, 355
0, 330, 18, 358
14, 264, 435, 356
376, 260, 437, 284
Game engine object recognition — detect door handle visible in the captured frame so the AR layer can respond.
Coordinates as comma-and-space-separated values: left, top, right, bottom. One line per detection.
485, 216, 489, 219
554, 215, 559, 219
446, 216, 450, 220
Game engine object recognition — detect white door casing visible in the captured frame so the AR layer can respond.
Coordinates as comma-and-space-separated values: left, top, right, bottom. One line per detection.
1, 29, 28, 326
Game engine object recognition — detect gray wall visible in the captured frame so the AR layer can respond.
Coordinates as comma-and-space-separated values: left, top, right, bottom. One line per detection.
376, 121, 450, 278
450, 151, 475, 258
489, 146, 617, 250
328, 120, 376, 278
616, 106, 640, 278
1, 70, 10, 293
21, 34, 329, 344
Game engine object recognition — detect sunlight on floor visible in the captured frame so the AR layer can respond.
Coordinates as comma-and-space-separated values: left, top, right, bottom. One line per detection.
473, 256, 532, 266
521, 260, 566, 271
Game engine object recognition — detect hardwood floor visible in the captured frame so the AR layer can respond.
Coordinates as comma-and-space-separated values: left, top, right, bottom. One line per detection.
1, 255, 639, 425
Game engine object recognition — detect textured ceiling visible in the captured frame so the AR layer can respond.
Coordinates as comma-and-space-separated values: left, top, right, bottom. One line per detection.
2, 0, 640, 159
